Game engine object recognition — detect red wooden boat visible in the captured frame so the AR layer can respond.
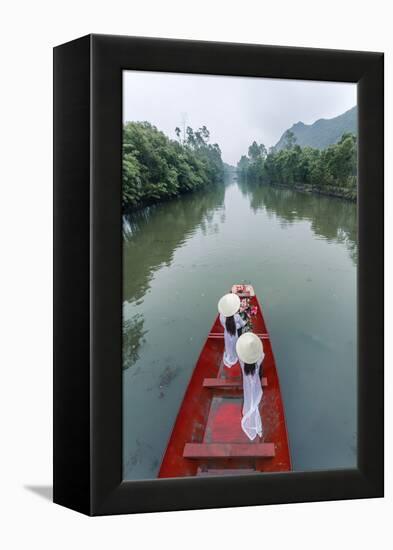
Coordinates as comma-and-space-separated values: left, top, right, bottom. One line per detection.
158, 284, 291, 478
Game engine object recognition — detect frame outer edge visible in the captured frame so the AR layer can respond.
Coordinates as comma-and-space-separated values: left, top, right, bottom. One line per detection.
83, 35, 384, 514
357, 53, 384, 496
53, 34, 92, 515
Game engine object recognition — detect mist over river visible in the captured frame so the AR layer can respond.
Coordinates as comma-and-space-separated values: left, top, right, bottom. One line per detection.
123, 175, 357, 480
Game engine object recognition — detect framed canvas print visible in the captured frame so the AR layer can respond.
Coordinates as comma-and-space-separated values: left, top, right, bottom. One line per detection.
53, 34, 384, 515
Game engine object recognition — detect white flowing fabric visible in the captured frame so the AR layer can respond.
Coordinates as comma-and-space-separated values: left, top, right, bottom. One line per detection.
219, 313, 246, 367
240, 355, 264, 440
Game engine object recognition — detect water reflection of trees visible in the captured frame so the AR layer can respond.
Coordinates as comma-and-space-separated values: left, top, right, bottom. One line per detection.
122, 314, 148, 371
123, 183, 226, 302
238, 180, 357, 264
122, 183, 225, 369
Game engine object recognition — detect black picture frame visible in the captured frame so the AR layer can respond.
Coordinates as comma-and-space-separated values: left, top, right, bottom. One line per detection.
53, 34, 384, 516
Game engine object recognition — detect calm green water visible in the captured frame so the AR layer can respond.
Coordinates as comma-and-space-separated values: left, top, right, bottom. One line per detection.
123, 176, 357, 480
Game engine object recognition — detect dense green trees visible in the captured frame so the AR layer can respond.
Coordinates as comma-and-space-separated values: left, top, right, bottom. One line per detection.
123, 122, 224, 209
237, 133, 357, 200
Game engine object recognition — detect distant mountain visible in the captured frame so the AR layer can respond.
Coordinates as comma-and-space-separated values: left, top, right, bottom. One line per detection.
274, 106, 357, 151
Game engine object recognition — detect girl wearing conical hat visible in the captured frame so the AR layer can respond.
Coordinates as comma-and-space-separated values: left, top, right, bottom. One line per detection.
217, 293, 247, 368
236, 332, 265, 441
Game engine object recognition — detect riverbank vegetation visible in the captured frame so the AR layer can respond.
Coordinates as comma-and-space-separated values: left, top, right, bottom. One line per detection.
237, 132, 357, 201
123, 122, 224, 209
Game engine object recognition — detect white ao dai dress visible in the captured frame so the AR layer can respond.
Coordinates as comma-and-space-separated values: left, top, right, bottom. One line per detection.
240, 355, 264, 441
219, 313, 246, 367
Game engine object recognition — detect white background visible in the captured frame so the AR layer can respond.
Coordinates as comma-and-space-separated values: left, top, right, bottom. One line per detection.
0, 1, 390, 548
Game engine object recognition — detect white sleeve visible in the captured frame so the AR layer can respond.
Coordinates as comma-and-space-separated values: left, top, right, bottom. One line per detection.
236, 313, 246, 328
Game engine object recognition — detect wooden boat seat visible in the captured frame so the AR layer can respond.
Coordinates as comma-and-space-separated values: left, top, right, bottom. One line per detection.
208, 332, 269, 340
203, 377, 267, 389
183, 443, 275, 459
197, 468, 256, 476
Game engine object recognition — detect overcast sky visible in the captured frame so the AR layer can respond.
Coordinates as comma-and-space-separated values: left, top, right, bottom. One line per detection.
123, 71, 356, 165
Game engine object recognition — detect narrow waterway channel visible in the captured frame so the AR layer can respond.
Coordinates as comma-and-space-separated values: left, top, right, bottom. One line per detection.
123, 176, 357, 480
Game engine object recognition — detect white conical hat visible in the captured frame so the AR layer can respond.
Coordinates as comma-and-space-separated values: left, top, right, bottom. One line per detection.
236, 332, 264, 364
217, 293, 241, 317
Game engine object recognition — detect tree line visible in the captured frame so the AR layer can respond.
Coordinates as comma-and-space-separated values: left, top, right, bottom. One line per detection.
123, 122, 224, 209
237, 131, 357, 200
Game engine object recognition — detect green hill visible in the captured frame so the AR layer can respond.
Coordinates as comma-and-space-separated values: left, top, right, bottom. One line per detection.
274, 106, 357, 151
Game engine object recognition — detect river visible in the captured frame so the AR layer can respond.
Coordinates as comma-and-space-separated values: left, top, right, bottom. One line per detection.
122, 176, 357, 480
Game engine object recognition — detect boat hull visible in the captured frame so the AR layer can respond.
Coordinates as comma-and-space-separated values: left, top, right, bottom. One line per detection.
158, 292, 291, 477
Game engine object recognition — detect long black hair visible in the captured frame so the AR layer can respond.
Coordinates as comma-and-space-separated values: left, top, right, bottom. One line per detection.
244, 362, 256, 376
225, 315, 237, 336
